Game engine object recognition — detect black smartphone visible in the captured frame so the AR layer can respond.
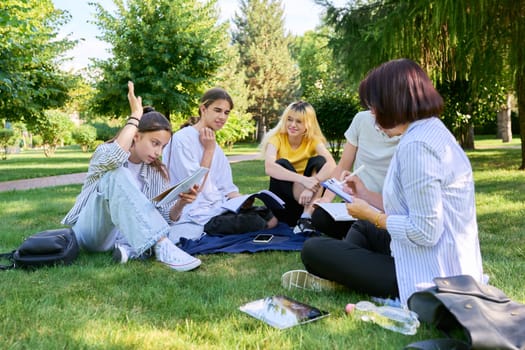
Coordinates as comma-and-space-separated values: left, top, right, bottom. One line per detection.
253, 234, 274, 243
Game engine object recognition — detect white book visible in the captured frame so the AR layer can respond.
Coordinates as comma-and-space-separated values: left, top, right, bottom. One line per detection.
221, 189, 285, 213
321, 178, 381, 212
152, 167, 209, 207
314, 202, 356, 222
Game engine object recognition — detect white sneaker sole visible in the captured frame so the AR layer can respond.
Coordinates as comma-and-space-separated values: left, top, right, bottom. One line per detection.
161, 257, 202, 272
281, 269, 341, 292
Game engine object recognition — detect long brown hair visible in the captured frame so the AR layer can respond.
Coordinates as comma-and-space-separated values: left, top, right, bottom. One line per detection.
108, 107, 172, 179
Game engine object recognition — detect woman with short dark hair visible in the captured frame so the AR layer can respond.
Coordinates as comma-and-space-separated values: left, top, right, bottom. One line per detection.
293, 59, 485, 305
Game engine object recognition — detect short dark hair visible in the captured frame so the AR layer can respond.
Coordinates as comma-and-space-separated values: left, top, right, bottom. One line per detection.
359, 58, 444, 129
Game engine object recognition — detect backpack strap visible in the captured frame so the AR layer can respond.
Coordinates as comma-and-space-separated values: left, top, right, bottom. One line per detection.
0, 251, 16, 270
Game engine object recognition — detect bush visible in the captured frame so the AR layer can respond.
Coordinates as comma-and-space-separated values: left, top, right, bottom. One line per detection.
216, 111, 256, 150
309, 91, 360, 159
91, 122, 120, 141
72, 124, 97, 152
29, 110, 75, 157
32, 135, 43, 148
0, 128, 16, 160
89, 140, 104, 151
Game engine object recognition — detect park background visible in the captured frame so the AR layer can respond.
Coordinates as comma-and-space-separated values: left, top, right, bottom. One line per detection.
1, 0, 524, 349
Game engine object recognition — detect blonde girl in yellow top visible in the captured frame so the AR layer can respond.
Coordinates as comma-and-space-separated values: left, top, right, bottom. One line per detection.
260, 101, 336, 233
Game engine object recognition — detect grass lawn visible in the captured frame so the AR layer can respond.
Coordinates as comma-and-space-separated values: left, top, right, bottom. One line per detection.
0, 140, 524, 349
0, 143, 260, 182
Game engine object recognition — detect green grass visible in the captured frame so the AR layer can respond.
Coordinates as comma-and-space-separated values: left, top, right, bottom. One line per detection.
473, 134, 521, 148
0, 146, 92, 182
0, 143, 259, 183
0, 140, 524, 349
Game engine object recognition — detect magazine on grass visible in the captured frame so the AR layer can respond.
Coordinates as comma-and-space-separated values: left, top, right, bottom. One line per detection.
221, 190, 285, 213
314, 202, 356, 222
152, 167, 209, 207
239, 295, 329, 329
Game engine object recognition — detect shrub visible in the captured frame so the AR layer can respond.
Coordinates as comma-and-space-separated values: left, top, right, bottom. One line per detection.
0, 128, 16, 160
72, 125, 97, 152
91, 122, 120, 141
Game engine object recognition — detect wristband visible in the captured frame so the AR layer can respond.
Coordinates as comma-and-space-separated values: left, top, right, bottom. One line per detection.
126, 122, 139, 128
128, 116, 140, 123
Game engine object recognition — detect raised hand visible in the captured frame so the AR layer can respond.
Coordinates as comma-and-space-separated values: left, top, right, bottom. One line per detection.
127, 81, 143, 119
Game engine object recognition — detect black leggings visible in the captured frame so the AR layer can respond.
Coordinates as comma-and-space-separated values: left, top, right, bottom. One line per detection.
301, 219, 399, 299
269, 156, 326, 226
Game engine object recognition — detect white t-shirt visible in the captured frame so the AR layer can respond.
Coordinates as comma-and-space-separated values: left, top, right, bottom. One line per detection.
162, 126, 239, 225
124, 160, 144, 191
344, 110, 401, 193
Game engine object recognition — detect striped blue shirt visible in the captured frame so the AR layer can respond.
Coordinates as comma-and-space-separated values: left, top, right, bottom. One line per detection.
383, 117, 484, 304
61, 142, 173, 226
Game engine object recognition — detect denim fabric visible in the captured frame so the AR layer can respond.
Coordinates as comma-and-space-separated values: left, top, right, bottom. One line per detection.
169, 220, 205, 244
72, 167, 169, 255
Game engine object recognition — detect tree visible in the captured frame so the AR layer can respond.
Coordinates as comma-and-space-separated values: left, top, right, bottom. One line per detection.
29, 111, 74, 157
291, 28, 348, 100
320, 0, 525, 168
214, 45, 256, 147
90, 0, 229, 120
291, 28, 357, 158
0, 0, 76, 125
232, 0, 300, 141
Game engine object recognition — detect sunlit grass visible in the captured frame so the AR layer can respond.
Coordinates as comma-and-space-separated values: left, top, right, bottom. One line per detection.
474, 134, 521, 148
0, 146, 91, 181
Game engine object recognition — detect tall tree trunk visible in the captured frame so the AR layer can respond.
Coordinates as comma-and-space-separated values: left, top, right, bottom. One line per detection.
518, 73, 525, 170
255, 115, 267, 143
496, 94, 513, 142
458, 121, 475, 150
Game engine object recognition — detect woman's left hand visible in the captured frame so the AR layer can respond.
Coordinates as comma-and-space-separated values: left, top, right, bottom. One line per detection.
178, 184, 199, 205
170, 184, 198, 221
346, 197, 375, 221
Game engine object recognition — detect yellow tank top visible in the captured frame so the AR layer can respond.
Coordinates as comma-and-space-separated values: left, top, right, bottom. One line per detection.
269, 133, 320, 174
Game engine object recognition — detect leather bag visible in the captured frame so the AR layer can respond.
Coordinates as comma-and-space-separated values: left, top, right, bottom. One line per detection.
0, 228, 79, 270
406, 275, 525, 350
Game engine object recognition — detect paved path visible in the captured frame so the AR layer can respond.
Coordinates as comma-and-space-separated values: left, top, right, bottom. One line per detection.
0, 153, 260, 193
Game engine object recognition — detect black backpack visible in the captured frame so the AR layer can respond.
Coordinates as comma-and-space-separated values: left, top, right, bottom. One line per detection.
0, 228, 79, 270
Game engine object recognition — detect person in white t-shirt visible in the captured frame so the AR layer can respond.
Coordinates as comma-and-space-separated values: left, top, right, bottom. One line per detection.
311, 110, 400, 238
163, 87, 278, 243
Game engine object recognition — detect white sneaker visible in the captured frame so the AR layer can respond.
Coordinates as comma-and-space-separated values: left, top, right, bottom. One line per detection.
154, 238, 201, 272
281, 269, 342, 292
112, 243, 130, 264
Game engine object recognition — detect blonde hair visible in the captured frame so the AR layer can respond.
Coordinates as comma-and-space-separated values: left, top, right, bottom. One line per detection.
260, 101, 327, 154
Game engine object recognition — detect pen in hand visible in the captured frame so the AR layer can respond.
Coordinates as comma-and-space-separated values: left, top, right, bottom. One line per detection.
349, 164, 366, 177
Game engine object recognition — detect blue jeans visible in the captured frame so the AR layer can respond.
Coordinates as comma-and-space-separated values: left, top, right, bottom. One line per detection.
72, 167, 169, 255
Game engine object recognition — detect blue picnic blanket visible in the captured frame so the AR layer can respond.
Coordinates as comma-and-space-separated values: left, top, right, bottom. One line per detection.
177, 222, 316, 255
